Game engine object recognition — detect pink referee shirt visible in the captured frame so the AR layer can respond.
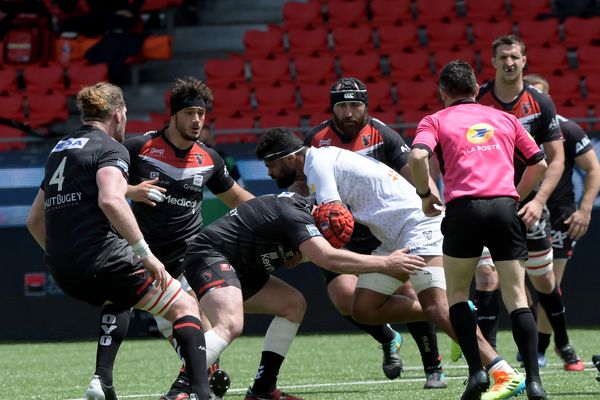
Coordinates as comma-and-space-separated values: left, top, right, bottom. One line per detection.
413, 101, 543, 203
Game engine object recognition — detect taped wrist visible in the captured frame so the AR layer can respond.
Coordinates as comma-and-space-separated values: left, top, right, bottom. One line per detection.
131, 239, 152, 260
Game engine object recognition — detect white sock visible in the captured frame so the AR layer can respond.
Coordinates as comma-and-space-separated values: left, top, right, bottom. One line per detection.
263, 317, 300, 356
489, 359, 515, 375
204, 329, 229, 365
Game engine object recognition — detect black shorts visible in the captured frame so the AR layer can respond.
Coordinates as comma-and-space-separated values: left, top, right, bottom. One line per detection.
183, 250, 270, 301
153, 241, 190, 277
51, 259, 153, 309
442, 197, 528, 261
549, 202, 577, 259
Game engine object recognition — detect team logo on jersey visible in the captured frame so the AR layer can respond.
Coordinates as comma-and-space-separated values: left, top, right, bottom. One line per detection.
150, 171, 159, 179
116, 159, 129, 174
192, 174, 204, 186
51, 137, 90, 153
361, 134, 371, 147
195, 153, 204, 165
219, 263, 232, 272
306, 224, 321, 237
466, 123, 495, 144
200, 271, 212, 282
576, 136, 591, 153
422, 230, 432, 240
521, 102, 531, 115
149, 147, 164, 157
319, 139, 332, 146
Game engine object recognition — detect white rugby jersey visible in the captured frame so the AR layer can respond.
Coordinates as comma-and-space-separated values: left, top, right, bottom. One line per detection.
304, 146, 427, 247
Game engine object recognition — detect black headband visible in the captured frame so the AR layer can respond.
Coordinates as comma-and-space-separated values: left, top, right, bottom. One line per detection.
170, 96, 206, 115
330, 89, 368, 110
262, 144, 304, 162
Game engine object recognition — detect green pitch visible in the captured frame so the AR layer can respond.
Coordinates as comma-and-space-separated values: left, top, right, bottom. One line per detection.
1, 329, 599, 399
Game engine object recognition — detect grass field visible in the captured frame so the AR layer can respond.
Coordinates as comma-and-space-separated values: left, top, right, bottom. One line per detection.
1, 329, 600, 399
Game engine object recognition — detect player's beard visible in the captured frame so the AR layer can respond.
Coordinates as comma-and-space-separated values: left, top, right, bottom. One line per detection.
275, 165, 297, 189
332, 113, 366, 138
175, 116, 201, 142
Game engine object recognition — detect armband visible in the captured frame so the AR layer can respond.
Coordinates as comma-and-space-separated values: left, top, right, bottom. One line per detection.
416, 188, 431, 198
131, 238, 153, 260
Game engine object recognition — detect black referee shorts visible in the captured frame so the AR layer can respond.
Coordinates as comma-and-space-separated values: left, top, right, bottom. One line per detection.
442, 196, 528, 261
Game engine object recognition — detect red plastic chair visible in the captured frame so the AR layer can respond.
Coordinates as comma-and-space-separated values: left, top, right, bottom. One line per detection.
584, 74, 600, 101
287, 27, 329, 56
211, 86, 252, 117
563, 17, 600, 47
471, 20, 515, 50
331, 26, 374, 54
243, 26, 285, 58
254, 83, 297, 113
399, 108, 433, 138
339, 53, 382, 81
365, 81, 393, 108
66, 62, 109, 96
204, 57, 246, 87
141, 0, 182, 12
377, 25, 420, 54
294, 53, 337, 83
298, 83, 331, 115
396, 78, 440, 109
463, 0, 507, 21
370, 0, 412, 26
559, 103, 591, 130
249, 57, 291, 85
508, 0, 552, 18
325, 0, 369, 28
126, 119, 158, 135
370, 110, 399, 125
22, 63, 64, 93
388, 51, 432, 80
258, 113, 302, 129
525, 46, 568, 74
576, 45, 600, 73
282, 1, 323, 30
0, 125, 27, 152
308, 111, 331, 127
425, 22, 468, 51
516, 19, 560, 46
414, 0, 457, 22
434, 49, 477, 72
0, 95, 25, 121
545, 73, 583, 104
0, 67, 19, 94
27, 92, 68, 127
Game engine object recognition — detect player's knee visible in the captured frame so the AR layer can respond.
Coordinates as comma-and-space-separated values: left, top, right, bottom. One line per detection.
282, 290, 306, 323
326, 284, 353, 315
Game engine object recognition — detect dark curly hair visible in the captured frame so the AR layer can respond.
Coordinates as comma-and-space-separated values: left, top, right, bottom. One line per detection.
255, 127, 303, 160
169, 76, 213, 113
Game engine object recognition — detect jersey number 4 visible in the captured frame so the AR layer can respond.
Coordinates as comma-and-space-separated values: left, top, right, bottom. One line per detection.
49, 156, 67, 191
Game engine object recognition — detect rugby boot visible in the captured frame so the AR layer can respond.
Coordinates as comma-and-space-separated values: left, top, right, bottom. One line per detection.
526, 382, 548, 400
209, 369, 231, 398
424, 370, 447, 389
380, 330, 403, 379
85, 375, 117, 400
461, 370, 490, 400
482, 370, 525, 400
556, 344, 585, 371
244, 387, 304, 400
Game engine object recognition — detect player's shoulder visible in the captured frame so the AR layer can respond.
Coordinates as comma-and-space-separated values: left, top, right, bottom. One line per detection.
123, 129, 160, 148
558, 115, 587, 139
524, 84, 556, 110
305, 119, 333, 145
477, 80, 494, 98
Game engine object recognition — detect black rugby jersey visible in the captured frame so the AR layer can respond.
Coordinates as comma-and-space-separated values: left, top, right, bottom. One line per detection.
478, 81, 562, 181
547, 116, 594, 208
43, 125, 132, 280
188, 193, 321, 273
124, 129, 235, 258
304, 116, 410, 253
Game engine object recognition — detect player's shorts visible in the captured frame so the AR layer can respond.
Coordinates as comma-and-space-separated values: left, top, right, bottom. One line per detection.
183, 249, 270, 301
50, 256, 153, 309
152, 239, 193, 277
442, 197, 528, 261
384, 214, 444, 257
549, 202, 577, 260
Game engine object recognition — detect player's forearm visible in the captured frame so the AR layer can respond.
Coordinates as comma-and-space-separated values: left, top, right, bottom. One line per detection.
516, 161, 547, 201
408, 149, 430, 194
533, 159, 563, 205
316, 250, 389, 274
26, 190, 46, 250
579, 169, 600, 214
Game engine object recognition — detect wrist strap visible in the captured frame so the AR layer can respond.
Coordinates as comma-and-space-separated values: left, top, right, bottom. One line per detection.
131, 239, 152, 260
417, 188, 431, 198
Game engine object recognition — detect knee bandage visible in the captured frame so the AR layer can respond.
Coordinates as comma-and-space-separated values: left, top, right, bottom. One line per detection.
356, 272, 404, 295
138, 277, 183, 318
525, 248, 553, 276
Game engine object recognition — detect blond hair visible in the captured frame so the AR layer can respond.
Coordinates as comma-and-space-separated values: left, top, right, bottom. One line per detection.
76, 82, 125, 122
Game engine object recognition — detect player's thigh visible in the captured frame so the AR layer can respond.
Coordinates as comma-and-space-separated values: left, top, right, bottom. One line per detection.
244, 275, 306, 317
326, 273, 358, 312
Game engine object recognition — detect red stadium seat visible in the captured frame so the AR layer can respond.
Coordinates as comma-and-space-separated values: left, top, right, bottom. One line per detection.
22, 63, 64, 93
141, 0, 182, 12
204, 57, 246, 87
576, 45, 600, 73
308, 111, 331, 127
126, 119, 158, 135
508, 0, 552, 18
558, 103, 591, 130
0, 95, 25, 121
27, 92, 68, 127
370, 0, 412, 26
65, 62, 109, 96
243, 25, 285, 58
325, 0, 369, 28
254, 83, 297, 113
331, 26, 374, 54
516, 19, 560, 46
463, 0, 507, 21
388, 51, 432, 80
366, 81, 394, 108
433, 49, 477, 72
525, 46, 569, 74
0, 125, 27, 152
370, 110, 399, 125
425, 22, 468, 51
377, 25, 421, 54
282, 1, 323, 30
298, 83, 331, 115
249, 57, 292, 85
0, 67, 19, 94
294, 53, 337, 83
584, 74, 600, 101
399, 108, 433, 138
415, 0, 457, 22
339, 53, 382, 81
545, 73, 583, 104
210, 86, 252, 117
562, 17, 600, 47
212, 115, 257, 144
258, 113, 302, 129
396, 78, 440, 109
470, 20, 515, 50
287, 27, 329, 56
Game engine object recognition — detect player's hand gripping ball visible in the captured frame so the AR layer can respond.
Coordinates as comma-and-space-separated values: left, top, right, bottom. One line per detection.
312, 203, 354, 249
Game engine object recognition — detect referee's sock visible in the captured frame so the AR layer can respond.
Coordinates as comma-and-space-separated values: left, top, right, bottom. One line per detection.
449, 302, 482, 376
473, 289, 500, 349
94, 305, 131, 386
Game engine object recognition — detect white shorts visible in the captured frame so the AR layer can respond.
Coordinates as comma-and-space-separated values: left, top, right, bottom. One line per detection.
382, 214, 444, 257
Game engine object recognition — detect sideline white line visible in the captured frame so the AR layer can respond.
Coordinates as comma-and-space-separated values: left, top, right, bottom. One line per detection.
66, 364, 594, 400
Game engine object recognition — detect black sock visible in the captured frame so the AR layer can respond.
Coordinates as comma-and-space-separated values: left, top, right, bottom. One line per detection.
172, 316, 209, 398
94, 305, 130, 386
450, 302, 482, 375
536, 286, 569, 348
510, 308, 540, 384
251, 351, 285, 395
406, 321, 442, 373
538, 332, 551, 355
474, 289, 500, 349
344, 316, 396, 344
